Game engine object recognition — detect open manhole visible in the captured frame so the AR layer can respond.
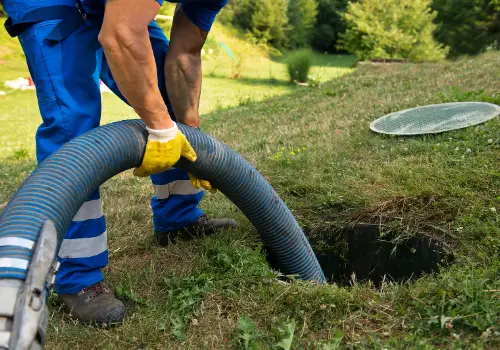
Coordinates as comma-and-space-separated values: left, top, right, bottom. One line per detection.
267, 224, 453, 285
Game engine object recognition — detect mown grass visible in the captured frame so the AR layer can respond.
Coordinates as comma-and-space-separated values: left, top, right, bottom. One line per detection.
0, 25, 354, 159
1, 21, 500, 349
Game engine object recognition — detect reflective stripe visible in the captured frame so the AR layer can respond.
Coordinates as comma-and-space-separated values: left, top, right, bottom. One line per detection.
0, 258, 28, 270
0, 237, 35, 249
73, 199, 103, 222
58, 231, 107, 259
154, 180, 203, 200
0, 331, 10, 349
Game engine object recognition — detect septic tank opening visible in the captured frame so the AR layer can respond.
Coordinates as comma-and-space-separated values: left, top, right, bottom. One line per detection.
267, 224, 453, 286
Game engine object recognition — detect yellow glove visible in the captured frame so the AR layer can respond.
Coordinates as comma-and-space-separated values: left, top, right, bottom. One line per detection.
189, 174, 217, 193
134, 123, 197, 177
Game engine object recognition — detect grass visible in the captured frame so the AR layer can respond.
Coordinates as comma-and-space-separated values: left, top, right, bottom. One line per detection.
0, 25, 354, 159
1, 20, 500, 349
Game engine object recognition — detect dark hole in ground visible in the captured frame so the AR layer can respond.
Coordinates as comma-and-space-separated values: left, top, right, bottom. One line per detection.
267, 224, 453, 286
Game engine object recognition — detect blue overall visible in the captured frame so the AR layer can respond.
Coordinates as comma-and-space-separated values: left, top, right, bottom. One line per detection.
2, 0, 228, 294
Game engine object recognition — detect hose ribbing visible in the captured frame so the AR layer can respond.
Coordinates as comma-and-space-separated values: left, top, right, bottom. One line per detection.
0, 120, 326, 283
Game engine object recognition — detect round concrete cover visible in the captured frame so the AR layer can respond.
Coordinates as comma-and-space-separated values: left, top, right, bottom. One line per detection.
370, 102, 500, 135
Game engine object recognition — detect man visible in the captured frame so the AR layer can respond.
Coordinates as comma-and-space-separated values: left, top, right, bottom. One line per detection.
2, 0, 236, 325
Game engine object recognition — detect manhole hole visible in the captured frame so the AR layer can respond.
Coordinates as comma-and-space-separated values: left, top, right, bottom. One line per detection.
267, 224, 453, 285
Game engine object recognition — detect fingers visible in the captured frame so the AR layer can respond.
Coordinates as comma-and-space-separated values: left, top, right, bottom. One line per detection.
133, 165, 150, 177
200, 178, 217, 193
189, 173, 201, 188
189, 174, 217, 193
181, 135, 197, 162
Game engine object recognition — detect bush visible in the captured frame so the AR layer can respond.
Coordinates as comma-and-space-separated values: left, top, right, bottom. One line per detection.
250, 0, 289, 48
221, 0, 289, 48
218, 0, 255, 30
432, 0, 500, 57
287, 0, 318, 48
339, 0, 448, 62
286, 50, 313, 83
311, 0, 349, 53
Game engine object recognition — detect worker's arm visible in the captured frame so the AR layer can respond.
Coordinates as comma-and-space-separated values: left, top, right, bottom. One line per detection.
99, 0, 172, 130
164, 5, 208, 127
98, 0, 197, 177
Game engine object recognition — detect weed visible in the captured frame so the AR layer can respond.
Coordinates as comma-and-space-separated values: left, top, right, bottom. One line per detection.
115, 279, 149, 305
235, 316, 261, 350
162, 274, 214, 340
10, 148, 30, 160
276, 320, 296, 350
439, 86, 500, 105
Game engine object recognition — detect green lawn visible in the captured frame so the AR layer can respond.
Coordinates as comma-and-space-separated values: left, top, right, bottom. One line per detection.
1, 23, 500, 349
0, 25, 354, 159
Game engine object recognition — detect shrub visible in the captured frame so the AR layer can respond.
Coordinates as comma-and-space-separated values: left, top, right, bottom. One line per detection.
432, 0, 500, 57
339, 0, 449, 62
218, 0, 255, 30
221, 0, 289, 48
311, 0, 349, 53
250, 0, 289, 48
286, 50, 313, 83
287, 0, 318, 48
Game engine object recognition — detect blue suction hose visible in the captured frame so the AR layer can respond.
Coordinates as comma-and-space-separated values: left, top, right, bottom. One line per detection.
0, 120, 326, 284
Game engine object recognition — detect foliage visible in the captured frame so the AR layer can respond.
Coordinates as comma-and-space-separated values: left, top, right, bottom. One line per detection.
220, 0, 289, 48
250, 0, 289, 48
218, 0, 256, 30
2, 18, 500, 348
221, 0, 319, 49
312, 0, 349, 53
339, 0, 448, 61
287, 0, 318, 48
286, 50, 313, 82
432, 0, 500, 57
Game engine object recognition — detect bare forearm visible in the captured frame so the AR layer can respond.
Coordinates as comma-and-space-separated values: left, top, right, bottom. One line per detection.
99, 0, 173, 129
165, 52, 202, 127
164, 6, 207, 127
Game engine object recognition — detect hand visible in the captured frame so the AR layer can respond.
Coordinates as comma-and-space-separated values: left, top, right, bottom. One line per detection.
189, 174, 217, 193
134, 123, 197, 177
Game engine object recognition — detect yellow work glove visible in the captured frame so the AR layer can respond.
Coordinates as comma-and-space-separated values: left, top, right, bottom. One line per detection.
189, 173, 217, 193
134, 123, 197, 177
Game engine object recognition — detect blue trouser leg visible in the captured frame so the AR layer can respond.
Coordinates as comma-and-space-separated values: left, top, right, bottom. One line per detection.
18, 19, 108, 294
100, 22, 205, 232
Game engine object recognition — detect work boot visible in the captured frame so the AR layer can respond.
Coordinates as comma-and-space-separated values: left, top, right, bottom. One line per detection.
59, 282, 126, 327
155, 214, 237, 246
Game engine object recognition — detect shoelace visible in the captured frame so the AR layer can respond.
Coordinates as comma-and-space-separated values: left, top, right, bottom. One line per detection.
83, 282, 106, 296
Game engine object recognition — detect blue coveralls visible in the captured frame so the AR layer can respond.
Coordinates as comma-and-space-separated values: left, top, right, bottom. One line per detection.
2, 0, 228, 294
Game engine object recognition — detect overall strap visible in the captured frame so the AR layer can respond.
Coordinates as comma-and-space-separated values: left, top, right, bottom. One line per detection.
4, 2, 88, 42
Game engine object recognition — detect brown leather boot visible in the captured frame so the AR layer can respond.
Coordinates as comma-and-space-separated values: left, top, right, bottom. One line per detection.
155, 214, 237, 246
59, 281, 126, 326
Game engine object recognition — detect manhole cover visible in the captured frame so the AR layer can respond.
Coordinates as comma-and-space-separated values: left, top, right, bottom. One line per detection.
370, 102, 500, 135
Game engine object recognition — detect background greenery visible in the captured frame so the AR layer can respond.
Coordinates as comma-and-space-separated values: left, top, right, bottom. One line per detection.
218, 0, 499, 59
0, 1, 500, 349
432, 0, 500, 57
1, 27, 499, 346
339, 0, 448, 62
1, 0, 499, 59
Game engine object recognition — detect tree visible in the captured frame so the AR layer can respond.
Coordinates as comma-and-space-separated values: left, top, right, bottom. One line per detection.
312, 0, 349, 53
287, 0, 318, 48
432, 0, 500, 57
218, 0, 256, 31
250, 0, 289, 48
339, 0, 448, 61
